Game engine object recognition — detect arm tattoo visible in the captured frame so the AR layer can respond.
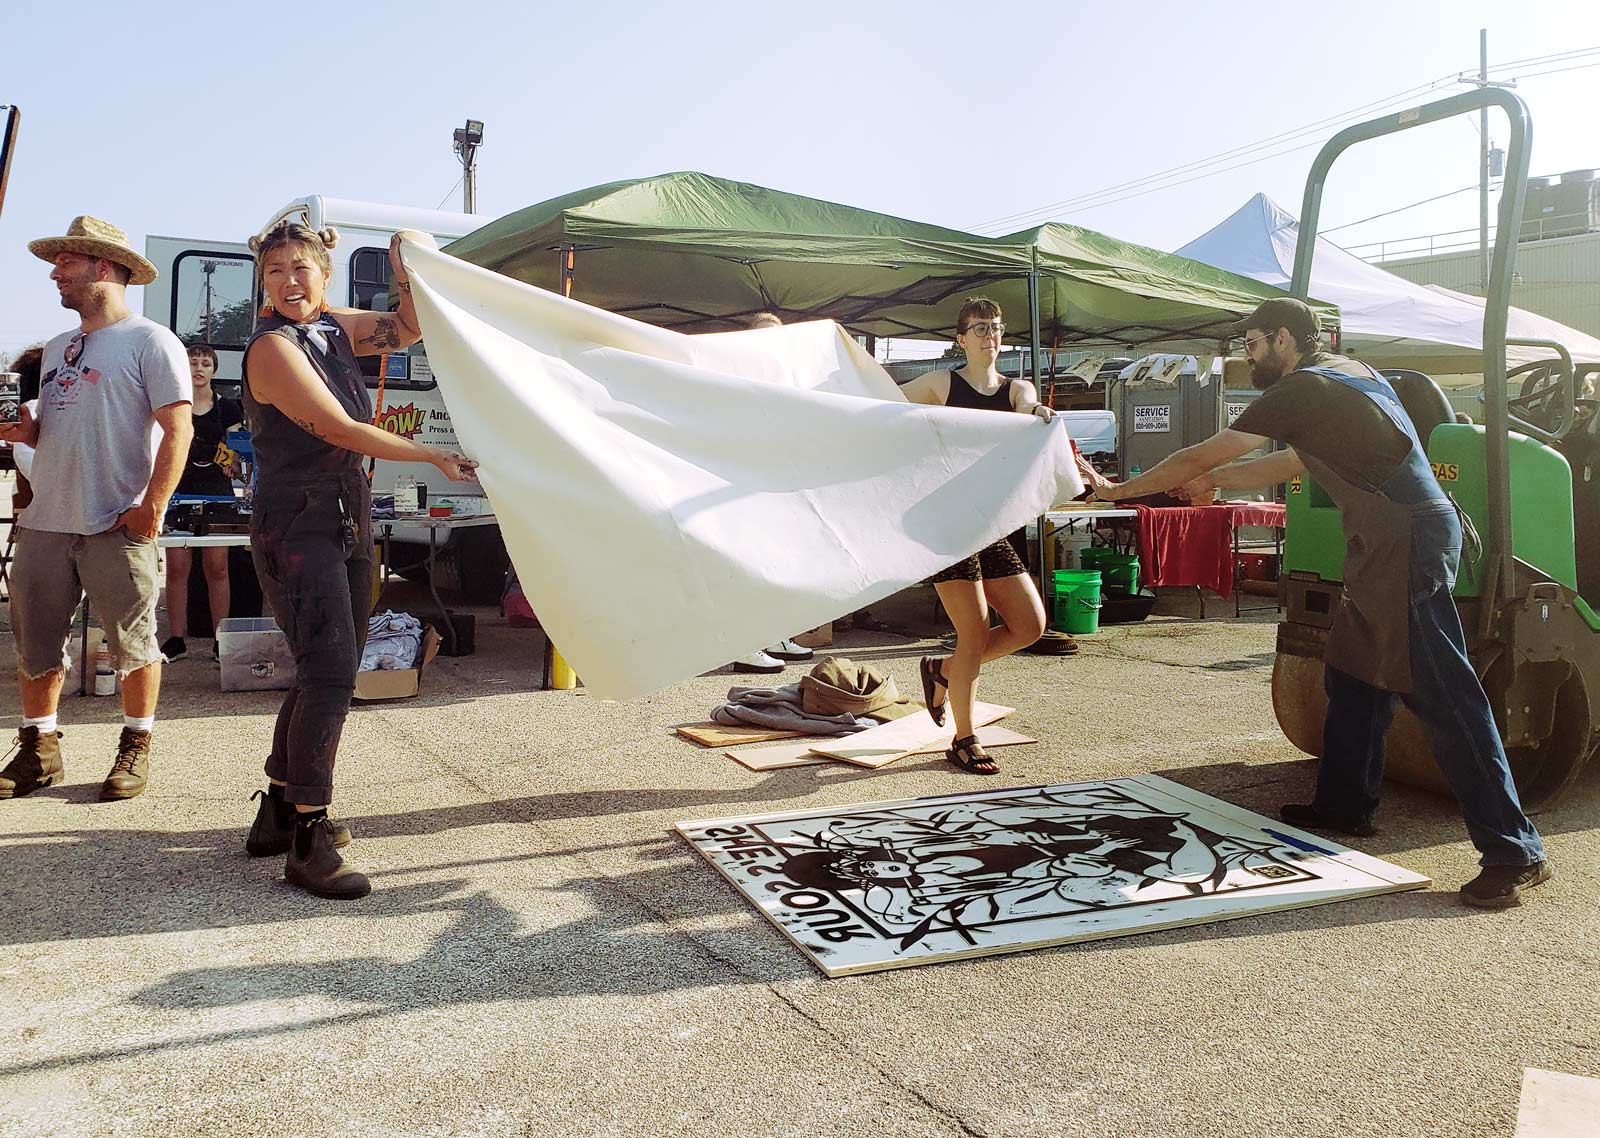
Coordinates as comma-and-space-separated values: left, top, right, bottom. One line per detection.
396, 281, 412, 294
361, 317, 401, 351
290, 415, 324, 438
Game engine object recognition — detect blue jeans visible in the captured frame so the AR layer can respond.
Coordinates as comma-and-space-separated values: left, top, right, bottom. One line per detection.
1317, 581, 1545, 867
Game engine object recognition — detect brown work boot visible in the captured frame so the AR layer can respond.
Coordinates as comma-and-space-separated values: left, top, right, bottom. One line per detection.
246, 785, 353, 857
285, 814, 371, 900
0, 727, 65, 799
100, 728, 152, 800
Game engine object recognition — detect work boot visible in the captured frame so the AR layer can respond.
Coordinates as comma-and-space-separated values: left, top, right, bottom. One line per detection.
100, 728, 152, 800
0, 728, 65, 799
246, 784, 352, 857
1278, 802, 1377, 838
285, 814, 371, 900
1460, 860, 1552, 909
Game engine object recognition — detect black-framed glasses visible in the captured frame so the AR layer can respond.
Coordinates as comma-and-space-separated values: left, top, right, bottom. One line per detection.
63, 332, 88, 369
963, 321, 1005, 338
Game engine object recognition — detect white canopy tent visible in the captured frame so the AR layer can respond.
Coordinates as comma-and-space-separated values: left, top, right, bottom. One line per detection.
1177, 193, 1600, 376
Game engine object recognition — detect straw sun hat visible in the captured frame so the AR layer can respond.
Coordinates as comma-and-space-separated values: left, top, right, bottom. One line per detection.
28, 215, 158, 286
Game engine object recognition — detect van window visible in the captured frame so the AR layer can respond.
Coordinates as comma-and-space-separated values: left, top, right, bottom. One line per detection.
348, 246, 436, 391
172, 252, 255, 349
349, 247, 392, 312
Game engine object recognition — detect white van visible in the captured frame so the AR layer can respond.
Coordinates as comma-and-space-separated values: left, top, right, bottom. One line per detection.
143, 195, 509, 601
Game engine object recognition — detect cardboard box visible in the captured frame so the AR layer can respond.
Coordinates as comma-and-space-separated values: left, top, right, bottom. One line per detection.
354, 626, 441, 701
218, 617, 295, 692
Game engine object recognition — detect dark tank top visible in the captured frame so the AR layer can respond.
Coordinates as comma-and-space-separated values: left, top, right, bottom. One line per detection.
242, 313, 373, 483
945, 368, 1015, 413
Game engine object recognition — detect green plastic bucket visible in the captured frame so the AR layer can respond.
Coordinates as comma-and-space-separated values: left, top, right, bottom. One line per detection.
1098, 553, 1140, 595
1051, 570, 1103, 635
1078, 546, 1111, 572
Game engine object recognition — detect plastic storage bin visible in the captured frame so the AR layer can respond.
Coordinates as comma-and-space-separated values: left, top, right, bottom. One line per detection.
217, 616, 296, 692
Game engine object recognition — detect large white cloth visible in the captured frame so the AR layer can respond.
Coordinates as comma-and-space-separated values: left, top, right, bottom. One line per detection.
399, 237, 1084, 700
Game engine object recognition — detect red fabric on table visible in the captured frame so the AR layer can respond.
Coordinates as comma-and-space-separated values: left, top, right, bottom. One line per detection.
1132, 501, 1287, 599
1133, 505, 1236, 598
1223, 501, 1286, 528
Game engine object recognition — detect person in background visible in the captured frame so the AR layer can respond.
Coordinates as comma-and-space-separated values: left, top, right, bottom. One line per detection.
241, 221, 476, 900
899, 297, 1054, 775
728, 311, 815, 673
161, 343, 243, 662
0, 216, 193, 802
4, 345, 44, 511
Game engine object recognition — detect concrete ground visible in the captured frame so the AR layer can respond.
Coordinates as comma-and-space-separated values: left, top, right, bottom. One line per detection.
0, 584, 1595, 1138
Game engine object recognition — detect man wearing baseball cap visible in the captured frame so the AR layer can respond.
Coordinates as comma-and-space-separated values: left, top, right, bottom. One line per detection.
1077, 296, 1548, 909
0, 216, 193, 802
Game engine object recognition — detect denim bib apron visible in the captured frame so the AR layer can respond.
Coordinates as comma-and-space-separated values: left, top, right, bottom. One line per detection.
1293, 365, 1460, 694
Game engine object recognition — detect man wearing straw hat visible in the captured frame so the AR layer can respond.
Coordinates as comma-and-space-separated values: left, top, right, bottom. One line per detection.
0, 216, 192, 802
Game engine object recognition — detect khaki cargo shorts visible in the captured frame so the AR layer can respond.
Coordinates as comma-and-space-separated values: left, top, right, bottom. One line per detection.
10, 525, 163, 678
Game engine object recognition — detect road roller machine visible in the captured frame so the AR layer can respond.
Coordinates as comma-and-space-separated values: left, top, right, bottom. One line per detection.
1270, 88, 1600, 808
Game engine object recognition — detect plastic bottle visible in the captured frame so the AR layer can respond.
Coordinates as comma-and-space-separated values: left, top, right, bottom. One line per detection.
1130, 464, 1143, 477
395, 474, 418, 515
93, 642, 115, 697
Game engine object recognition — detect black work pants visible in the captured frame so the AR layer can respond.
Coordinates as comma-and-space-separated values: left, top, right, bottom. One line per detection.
251, 473, 373, 807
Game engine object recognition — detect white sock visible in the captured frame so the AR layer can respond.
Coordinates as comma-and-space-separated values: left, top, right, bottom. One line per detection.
123, 715, 155, 733
22, 714, 58, 734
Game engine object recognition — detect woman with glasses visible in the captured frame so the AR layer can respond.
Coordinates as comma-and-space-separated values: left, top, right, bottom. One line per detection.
898, 297, 1056, 775
160, 343, 242, 663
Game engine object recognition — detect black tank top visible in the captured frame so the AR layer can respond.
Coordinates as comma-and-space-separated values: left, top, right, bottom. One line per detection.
243, 313, 373, 483
945, 368, 1015, 413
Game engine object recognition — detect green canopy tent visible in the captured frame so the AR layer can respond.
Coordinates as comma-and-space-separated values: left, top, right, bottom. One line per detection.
999, 222, 1339, 356
444, 170, 1339, 370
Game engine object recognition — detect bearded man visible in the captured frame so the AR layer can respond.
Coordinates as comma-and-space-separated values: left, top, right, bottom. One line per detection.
1076, 298, 1548, 909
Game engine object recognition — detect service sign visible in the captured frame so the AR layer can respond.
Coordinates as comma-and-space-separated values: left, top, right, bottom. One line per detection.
1133, 404, 1171, 434
1226, 402, 1250, 425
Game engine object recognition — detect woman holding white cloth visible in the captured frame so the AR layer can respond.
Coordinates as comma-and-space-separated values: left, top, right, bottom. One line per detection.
899, 297, 1052, 775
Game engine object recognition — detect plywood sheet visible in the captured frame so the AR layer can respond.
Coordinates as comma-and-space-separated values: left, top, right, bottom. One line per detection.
675, 723, 804, 747
677, 774, 1431, 977
1516, 1068, 1600, 1138
727, 725, 1037, 771
807, 702, 1014, 768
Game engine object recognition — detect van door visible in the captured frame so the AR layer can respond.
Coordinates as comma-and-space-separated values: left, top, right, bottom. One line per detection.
142, 236, 254, 395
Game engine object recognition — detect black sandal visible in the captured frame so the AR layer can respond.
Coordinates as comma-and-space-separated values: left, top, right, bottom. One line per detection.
947, 734, 999, 775
920, 656, 950, 725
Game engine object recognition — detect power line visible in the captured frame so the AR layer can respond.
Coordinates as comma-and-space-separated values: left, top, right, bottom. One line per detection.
1322, 183, 1481, 234
1502, 59, 1600, 82
1485, 44, 1600, 72
968, 70, 1464, 232
434, 177, 464, 211
969, 43, 1600, 235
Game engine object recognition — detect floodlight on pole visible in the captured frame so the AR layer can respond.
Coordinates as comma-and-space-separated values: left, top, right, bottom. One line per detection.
452, 118, 484, 214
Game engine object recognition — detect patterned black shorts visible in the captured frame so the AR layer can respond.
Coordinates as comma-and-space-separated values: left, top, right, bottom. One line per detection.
929, 533, 1029, 584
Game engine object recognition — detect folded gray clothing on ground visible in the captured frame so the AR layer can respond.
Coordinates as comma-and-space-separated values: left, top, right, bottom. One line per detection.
710, 683, 870, 736
362, 610, 423, 672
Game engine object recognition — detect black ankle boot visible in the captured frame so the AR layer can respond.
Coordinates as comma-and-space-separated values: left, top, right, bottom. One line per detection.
246, 785, 352, 858
285, 812, 370, 900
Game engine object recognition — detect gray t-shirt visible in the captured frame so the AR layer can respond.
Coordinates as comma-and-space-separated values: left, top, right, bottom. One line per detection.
22, 314, 191, 535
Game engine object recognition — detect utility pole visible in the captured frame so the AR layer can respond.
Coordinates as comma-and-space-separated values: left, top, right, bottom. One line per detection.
202, 260, 217, 342
452, 119, 485, 213
1479, 29, 1489, 292
1462, 30, 1515, 294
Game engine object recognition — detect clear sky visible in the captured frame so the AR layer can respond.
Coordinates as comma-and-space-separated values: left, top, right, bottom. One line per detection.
4, 0, 1599, 358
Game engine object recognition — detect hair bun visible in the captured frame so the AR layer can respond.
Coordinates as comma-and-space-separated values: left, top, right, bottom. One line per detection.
247, 235, 264, 254
319, 227, 340, 250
